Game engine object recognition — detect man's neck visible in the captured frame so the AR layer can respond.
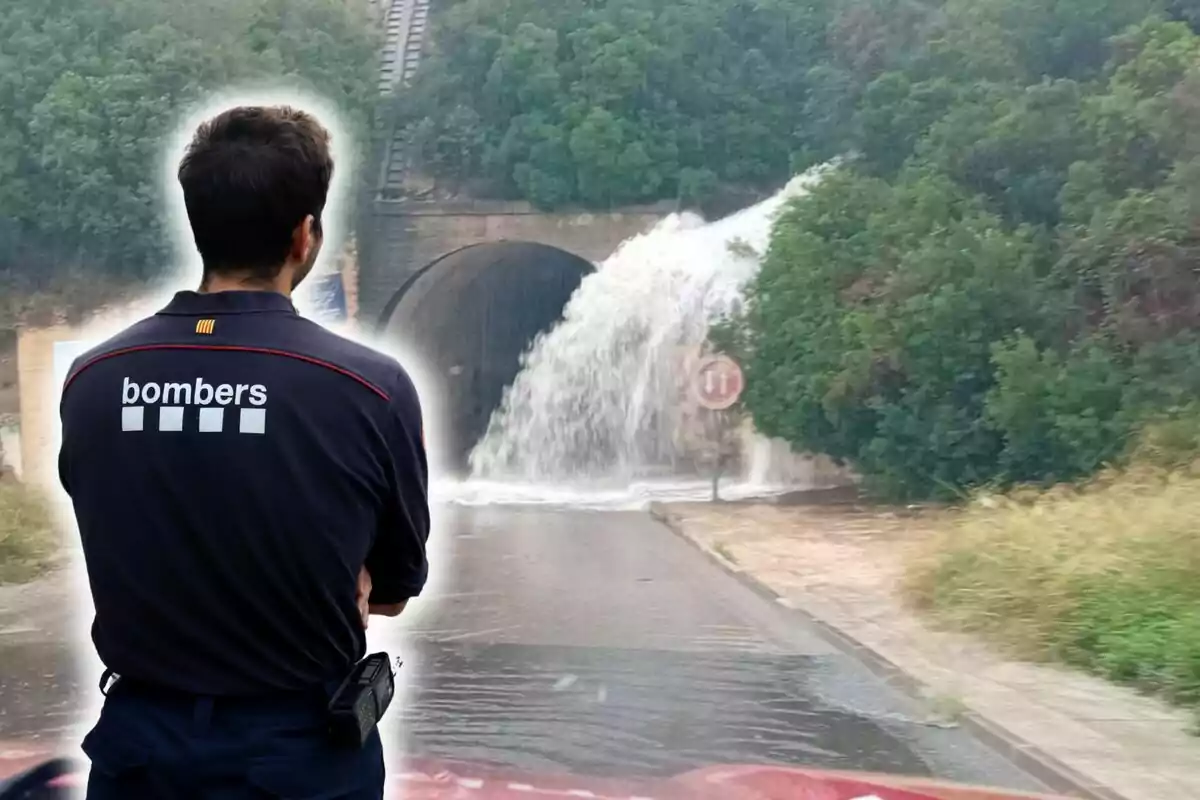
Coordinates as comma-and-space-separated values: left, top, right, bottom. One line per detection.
199, 270, 291, 297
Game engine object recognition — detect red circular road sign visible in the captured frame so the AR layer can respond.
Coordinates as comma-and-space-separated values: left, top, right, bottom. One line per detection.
694, 355, 744, 410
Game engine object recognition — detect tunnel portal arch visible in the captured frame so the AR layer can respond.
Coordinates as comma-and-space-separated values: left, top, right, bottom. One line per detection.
377, 241, 594, 469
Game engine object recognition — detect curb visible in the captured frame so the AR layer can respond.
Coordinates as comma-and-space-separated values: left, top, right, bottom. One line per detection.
647, 502, 1129, 800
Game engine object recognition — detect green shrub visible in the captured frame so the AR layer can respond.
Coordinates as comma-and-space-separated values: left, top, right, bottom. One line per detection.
905, 467, 1200, 713
0, 480, 59, 584
984, 335, 1132, 484
1065, 583, 1200, 705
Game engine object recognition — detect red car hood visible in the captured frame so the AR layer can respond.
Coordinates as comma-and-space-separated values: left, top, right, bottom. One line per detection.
387, 759, 1065, 800
3, 746, 1064, 800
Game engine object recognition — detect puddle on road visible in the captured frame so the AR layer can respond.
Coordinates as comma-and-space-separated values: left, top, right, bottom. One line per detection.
394, 641, 932, 780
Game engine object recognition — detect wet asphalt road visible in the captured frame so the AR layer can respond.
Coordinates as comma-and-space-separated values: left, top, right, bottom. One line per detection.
0, 505, 1049, 791
0, 574, 78, 744
383, 506, 1049, 791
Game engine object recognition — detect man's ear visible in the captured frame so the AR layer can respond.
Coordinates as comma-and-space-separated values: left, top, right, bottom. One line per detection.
290, 215, 316, 263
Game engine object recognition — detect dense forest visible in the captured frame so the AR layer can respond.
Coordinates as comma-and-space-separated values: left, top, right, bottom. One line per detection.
725, 3, 1200, 498
407, 0, 1200, 497
403, 0, 1200, 212
398, 0, 829, 209
4, 0, 1200, 496
0, 0, 378, 308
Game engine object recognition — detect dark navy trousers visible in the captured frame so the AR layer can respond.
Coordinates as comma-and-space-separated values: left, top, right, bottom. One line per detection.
82, 680, 385, 799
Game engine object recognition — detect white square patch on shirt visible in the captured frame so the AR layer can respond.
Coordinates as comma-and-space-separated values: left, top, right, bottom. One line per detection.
239, 408, 266, 435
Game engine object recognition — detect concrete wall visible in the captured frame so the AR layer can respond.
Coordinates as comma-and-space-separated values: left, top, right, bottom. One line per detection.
358, 198, 674, 325
16, 325, 79, 490
0, 422, 19, 479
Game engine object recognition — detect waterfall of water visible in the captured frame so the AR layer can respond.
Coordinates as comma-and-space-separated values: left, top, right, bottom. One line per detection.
448, 168, 841, 508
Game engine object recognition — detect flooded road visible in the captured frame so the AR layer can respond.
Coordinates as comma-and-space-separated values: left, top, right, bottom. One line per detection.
0, 506, 1050, 791
385, 506, 1050, 791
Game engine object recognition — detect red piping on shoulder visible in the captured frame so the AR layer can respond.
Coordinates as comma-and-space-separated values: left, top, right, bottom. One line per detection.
64, 344, 391, 402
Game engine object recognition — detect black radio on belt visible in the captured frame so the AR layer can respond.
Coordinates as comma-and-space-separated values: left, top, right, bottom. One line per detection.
327, 652, 396, 747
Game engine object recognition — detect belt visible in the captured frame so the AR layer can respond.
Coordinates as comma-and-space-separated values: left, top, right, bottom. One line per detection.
100, 669, 336, 713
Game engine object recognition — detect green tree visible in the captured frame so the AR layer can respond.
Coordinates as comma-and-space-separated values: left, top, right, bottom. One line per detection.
0, 0, 379, 287
728, 2, 1200, 497
728, 169, 1055, 498
398, 0, 831, 208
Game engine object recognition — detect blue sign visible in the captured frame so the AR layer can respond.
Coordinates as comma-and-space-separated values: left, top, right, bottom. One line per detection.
305, 273, 348, 324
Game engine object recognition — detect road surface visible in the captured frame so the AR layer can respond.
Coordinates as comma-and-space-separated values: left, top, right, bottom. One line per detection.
0, 505, 1050, 791
382, 506, 1050, 791
0, 575, 78, 745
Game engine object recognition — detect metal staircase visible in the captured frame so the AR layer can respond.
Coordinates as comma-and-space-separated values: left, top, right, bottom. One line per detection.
375, 0, 432, 197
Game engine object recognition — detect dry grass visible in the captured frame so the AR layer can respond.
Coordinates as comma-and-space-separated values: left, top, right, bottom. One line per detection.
903, 464, 1200, 712
0, 478, 59, 584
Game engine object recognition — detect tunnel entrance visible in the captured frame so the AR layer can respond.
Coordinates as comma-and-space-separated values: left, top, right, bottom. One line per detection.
376, 241, 594, 470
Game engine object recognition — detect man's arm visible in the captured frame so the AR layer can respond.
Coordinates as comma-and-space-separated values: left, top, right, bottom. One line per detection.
364, 370, 430, 611
368, 600, 408, 617
356, 567, 407, 626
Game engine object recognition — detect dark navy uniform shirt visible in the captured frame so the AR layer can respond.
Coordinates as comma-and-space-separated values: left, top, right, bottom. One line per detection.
58, 290, 430, 696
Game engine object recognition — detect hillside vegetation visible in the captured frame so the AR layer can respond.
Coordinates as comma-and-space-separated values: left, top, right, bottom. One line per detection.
408, 0, 1200, 496
408, 0, 1200, 711
905, 459, 1200, 714
719, 5, 1200, 499
0, 0, 379, 310
0, 480, 57, 584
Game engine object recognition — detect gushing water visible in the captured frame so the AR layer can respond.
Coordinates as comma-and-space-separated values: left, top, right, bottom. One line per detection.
454, 169, 835, 507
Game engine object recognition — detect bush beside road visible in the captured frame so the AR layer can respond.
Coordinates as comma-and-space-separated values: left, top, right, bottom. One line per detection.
0, 479, 58, 585
904, 466, 1200, 722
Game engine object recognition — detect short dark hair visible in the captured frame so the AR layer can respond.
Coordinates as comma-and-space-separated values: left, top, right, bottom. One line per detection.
177, 105, 334, 277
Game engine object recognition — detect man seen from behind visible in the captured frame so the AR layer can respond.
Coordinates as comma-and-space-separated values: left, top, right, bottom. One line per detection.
58, 105, 430, 799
